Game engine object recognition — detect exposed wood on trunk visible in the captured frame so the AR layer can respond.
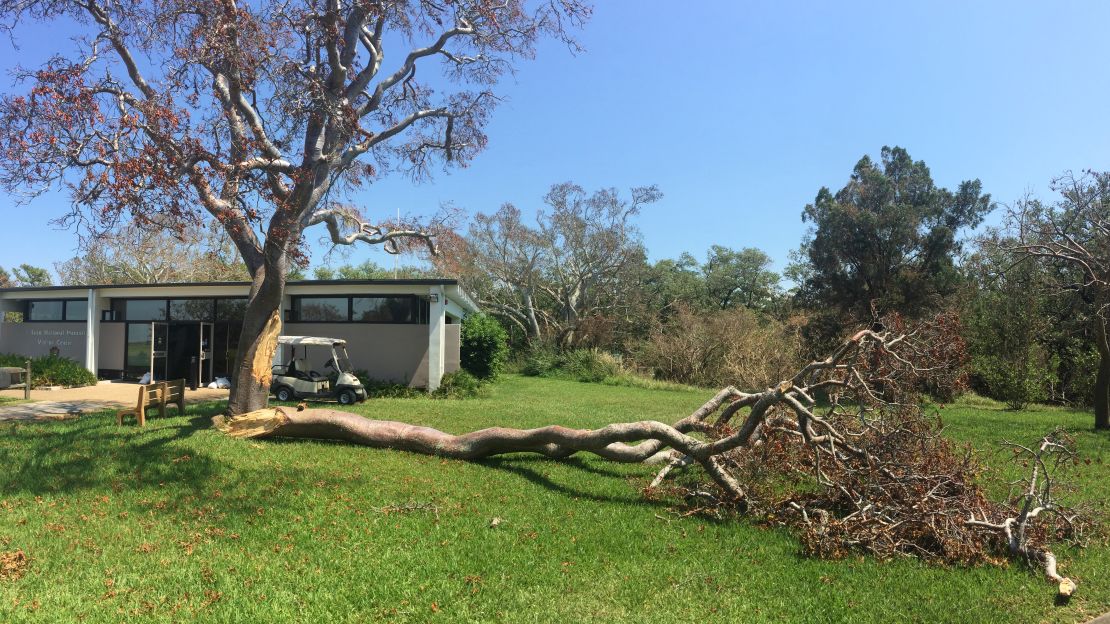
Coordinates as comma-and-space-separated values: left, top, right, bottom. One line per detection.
249, 309, 283, 390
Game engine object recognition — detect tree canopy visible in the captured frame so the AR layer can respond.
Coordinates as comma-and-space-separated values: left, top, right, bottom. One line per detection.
796, 146, 993, 321
55, 222, 248, 285
1005, 172, 1110, 429
702, 245, 781, 311
0, 0, 589, 414
0, 264, 53, 287
456, 182, 658, 346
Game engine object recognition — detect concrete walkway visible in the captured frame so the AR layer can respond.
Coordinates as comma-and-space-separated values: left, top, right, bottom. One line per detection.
0, 381, 230, 422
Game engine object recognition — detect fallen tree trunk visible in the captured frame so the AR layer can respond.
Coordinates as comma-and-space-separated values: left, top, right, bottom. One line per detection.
213, 385, 753, 497
212, 317, 1088, 599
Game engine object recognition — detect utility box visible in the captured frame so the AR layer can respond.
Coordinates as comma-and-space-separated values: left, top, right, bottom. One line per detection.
0, 367, 25, 390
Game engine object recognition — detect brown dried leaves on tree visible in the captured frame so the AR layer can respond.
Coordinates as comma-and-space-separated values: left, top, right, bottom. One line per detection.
215, 313, 1091, 598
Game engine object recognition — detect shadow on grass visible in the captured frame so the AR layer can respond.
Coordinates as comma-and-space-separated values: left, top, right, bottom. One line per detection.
0, 402, 374, 529
256, 432, 677, 511
247, 424, 722, 516
477, 454, 675, 510
0, 403, 227, 498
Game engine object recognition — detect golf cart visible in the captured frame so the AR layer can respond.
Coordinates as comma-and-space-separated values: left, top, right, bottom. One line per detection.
270, 336, 368, 405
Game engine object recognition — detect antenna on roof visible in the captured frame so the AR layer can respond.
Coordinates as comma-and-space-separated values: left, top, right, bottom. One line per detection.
394, 206, 399, 280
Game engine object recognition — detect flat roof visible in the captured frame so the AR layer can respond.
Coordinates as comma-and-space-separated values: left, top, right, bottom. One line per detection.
0, 278, 480, 314
0, 278, 460, 294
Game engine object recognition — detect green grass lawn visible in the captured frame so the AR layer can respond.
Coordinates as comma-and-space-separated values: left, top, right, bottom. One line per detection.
0, 375, 1106, 623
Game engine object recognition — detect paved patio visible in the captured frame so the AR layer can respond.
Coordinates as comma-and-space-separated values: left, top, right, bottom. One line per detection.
0, 382, 229, 422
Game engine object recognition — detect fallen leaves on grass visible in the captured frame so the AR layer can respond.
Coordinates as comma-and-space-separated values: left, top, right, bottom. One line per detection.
1, 550, 29, 581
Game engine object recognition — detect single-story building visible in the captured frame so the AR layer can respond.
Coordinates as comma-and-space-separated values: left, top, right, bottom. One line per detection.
0, 279, 478, 391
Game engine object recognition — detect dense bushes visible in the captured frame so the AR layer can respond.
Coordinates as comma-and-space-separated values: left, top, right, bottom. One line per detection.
0, 353, 97, 388
561, 349, 622, 382
515, 307, 803, 390
460, 313, 509, 379
519, 345, 623, 383
351, 372, 487, 400
963, 257, 1067, 410
432, 370, 486, 399
635, 306, 801, 390
357, 376, 424, 399
971, 352, 1052, 410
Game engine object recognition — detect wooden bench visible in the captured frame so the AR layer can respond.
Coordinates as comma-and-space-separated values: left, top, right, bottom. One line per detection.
116, 379, 186, 426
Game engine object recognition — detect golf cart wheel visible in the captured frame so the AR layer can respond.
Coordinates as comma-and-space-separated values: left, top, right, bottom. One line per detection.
338, 389, 356, 405
275, 386, 293, 402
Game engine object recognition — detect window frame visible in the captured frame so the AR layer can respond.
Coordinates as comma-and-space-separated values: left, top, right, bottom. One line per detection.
104, 296, 249, 323
291, 296, 352, 323
289, 294, 429, 324
24, 299, 87, 322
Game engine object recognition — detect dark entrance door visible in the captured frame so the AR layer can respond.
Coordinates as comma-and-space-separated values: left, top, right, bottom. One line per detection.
199, 322, 213, 385
166, 324, 199, 382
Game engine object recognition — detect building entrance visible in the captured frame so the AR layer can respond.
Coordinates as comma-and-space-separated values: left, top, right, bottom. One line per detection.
163, 322, 213, 384
127, 321, 224, 384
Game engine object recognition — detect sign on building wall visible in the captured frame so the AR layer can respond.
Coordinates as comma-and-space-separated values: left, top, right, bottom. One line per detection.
0, 323, 87, 361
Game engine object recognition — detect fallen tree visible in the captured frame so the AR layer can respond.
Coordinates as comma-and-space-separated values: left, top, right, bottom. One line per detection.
214, 316, 1089, 598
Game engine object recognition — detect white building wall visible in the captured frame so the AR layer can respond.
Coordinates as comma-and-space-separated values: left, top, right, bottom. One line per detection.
427, 286, 446, 391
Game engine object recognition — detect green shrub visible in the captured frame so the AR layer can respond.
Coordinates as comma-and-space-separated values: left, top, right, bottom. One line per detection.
971, 349, 1054, 410
517, 346, 623, 383
350, 369, 489, 400
433, 370, 485, 399
561, 349, 621, 383
0, 353, 98, 388
356, 374, 424, 399
460, 313, 509, 379
519, 344, 560, 377
1053, 344, 1098, 407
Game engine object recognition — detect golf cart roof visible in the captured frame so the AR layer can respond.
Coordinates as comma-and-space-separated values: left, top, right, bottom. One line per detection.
277, 336, 347, 348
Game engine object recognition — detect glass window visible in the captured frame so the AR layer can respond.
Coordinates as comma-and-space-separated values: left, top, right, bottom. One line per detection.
294, 297, 348, 322
353, 297, 421, 323
125, 299, 167, 321
170, 299, 214, 321
28, 300, 64, 321
65, 300, 87, 322
216, 299, 248, 322
126, 323, 152, 373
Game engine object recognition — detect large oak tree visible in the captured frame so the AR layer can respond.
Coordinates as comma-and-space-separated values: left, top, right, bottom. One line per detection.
0, 0, 589, 414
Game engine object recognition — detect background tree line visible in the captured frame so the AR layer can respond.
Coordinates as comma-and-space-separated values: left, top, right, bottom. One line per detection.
439, 148, 1108, 428
9, 145, 1105, 427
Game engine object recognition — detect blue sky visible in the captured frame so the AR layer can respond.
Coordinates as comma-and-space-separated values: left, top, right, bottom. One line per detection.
2, 1, 1109, 279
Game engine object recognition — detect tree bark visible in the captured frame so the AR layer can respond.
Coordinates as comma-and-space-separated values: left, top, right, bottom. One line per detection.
1094, 318, 1110, 430
216, 387, 753, 497
228, 250, 288, 415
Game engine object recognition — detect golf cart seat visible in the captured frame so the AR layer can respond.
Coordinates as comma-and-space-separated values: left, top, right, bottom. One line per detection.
288, 358, 322, 381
